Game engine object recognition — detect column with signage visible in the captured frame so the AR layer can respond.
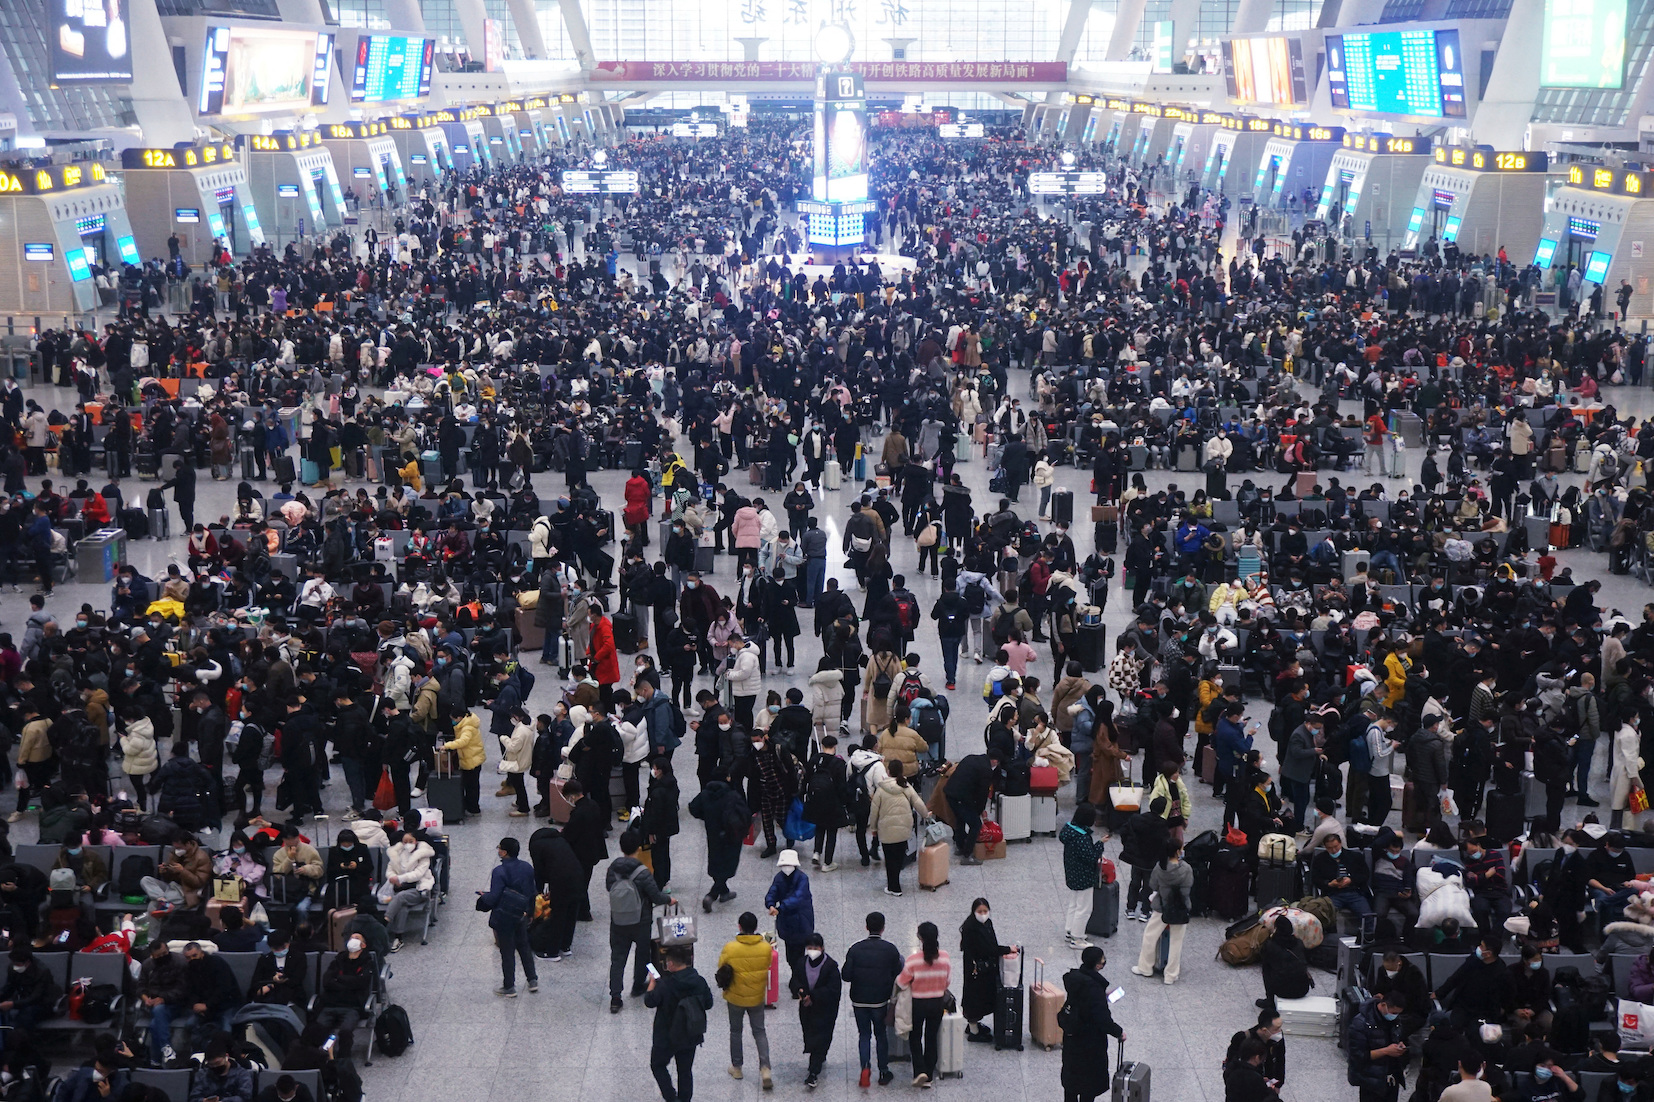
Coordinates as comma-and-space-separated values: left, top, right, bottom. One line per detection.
1316, 133, 1432, 249
1532, 163, 1654, 313
1402, 146, 1550, 262
241, 131, 338, 249
804, 69, 872, 256
0, 161, 137, 314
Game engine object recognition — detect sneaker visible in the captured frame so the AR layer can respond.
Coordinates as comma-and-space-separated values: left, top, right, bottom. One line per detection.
409, 788, 425, 800
528, 981, 539, 993
1071, 937, 1092, 948
6, 812, 23, 823
496, 987, 517, 998
811, 855, 821, 867
718, 891, 737, 903
821, 863, 838, 872
973, 653, 983, 664
860, 1069, 872, 1089
960, 856, 982, 866
618, 809, 632, 821
340, 808, 360, 821
545, 952, 564, 962
1162, 977, 1176, 986
878, 1071, 895, 1086
509, 809, 529, 817
729, 1066, 744, 1080
945, 683, 956, 691
162, 1045, 176, 1064
912, 1075, 929, 1088
1130, 966, 1152, 977
761, 1067, 773, 1091
390, 937, 404, 953
611, 997, 623, 1013
884, 888, 903, 897
806, 1076, 819, 1090
702, 894, 714, 913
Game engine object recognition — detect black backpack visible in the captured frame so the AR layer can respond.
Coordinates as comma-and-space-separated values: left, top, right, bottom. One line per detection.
78, 983, 119, 1024
117, 854, 155, 898
374, 1003, 414, 1057
964, 580, 988, 616
670, 992, 708, 1049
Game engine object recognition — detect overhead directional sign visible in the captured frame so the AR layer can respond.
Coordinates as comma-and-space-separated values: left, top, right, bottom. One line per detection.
1028, 171, 1108, 195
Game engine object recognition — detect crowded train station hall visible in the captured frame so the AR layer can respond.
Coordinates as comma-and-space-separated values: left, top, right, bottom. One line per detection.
2, 0, 1654, 1099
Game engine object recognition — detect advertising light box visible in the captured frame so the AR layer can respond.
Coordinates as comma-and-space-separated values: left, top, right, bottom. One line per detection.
49, 0, 132, 83
199, 26, 334, 117
1224, 36, 1308, 106
1540, 0, 1626, 87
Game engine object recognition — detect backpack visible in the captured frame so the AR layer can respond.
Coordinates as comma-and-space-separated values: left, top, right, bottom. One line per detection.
373, 1003, 414, 1057
515, 666, 536, 696
963, 580, 988, 616
117, 854, 155, 898
671, 703, 688, 743
669, 991, 708, 1049
77, 983, 118, 1024
991, 607, 1017, 645
608, 863, 650, 926
893, 595, 918, 632
1218, 916, 1273, 966
723, 794, 752, 845
1347, 725, 1373, 774
915, 705, 944, 747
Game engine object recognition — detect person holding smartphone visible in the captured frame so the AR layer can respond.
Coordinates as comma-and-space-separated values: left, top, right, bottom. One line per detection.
186, 1039, 253, 1102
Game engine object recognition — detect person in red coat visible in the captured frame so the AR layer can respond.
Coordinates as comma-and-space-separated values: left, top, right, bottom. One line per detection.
623, 472, 653, 548
80, 491, 110, 527
588, 599, 621, 709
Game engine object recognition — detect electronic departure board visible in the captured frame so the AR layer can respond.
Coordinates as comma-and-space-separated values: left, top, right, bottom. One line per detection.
1326, 28, 1466, 119
350, 36, 435, 103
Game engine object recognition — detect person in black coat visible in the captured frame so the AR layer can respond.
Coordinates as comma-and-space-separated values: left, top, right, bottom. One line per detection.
1259, 916, 1312, 1002
527, 825, 582, 959
639, 759, 681, 892
561, 781, 609, 923
1225, 1008, 1287, 1086
762, 568, 802, 669
248, 931, 308, 1007
1223, 1035, 1282, 1101
1061, 946, 1124, 1102
801, 737, 851, 870
944, 749, 1003, 863
687, 777, 748, 911
788, 932, 843, 1088
959, 896, 1010, 1042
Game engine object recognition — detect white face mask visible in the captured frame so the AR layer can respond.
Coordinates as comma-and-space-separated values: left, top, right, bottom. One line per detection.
975, 912, 990, 923
347, 937, 364, 952
805, 949, 822, 961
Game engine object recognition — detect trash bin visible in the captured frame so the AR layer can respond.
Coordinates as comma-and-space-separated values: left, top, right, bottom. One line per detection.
75, 527, 128, 582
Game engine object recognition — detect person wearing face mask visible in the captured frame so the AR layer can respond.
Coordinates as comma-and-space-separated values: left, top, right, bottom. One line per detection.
315, 932, 376, 1048
1225, 1008, 1286, 1089
1222, 1035, 1282, 1102
1060, 945, 1124, 1102
51, 831, 108, 915
55, 1050, 130, 1102
1514, 1050, 1578, 1102
182, 939, 244, 1042
143, 832, 212, 909
1510, 945, 1554, 1036
1433, 937, 1517, 1032
957, 897, 1011, 1043
1347, 990, 1408, 1102
1585, 830, 1640, 923
248, 929, 307, 1007
1369, 950, 1429, 1034
1546, 830, 1592, 954
788, 931, 842, 1090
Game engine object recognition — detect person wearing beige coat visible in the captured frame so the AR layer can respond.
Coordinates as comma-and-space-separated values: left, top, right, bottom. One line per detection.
877, 716, 928, 771
1050, 668, 1090, 735
863, 650, 904, 732
869, 767, 930, 895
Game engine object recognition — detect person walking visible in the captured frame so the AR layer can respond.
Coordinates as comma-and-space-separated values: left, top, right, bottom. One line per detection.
801, 734, 851, 871
475, 837, 539, 997
764, 849, 815, 972
715, 911, 776, 1089
1062, 946, 1125, 1102
645, 944, 714, 1102
607, 829, 675, 1013
958, 897, 1011, 1043
688, 775, 749, 913
842, 910, 905, 1088
1131, 840, 1194, 985
869, 760, 929, 896
1059, 804, 1107, 948
895, 921, 952, 1088
788, 932, 843, 1089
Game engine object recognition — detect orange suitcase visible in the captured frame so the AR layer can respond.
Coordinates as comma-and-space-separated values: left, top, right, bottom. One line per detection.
919, 841, 951, 890
1029, 958, 1066, 1049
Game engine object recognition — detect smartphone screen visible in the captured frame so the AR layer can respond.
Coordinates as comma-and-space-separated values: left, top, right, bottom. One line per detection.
1107, 986, 1125, 1005
646, 964, 661, 980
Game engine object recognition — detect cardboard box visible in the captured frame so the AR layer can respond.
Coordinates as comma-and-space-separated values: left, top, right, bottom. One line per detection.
973, 839, 1006, 861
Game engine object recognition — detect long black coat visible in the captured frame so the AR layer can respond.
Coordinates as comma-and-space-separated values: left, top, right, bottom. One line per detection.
1060, 967, 1123, 1096
688, 779, 748, 880
959, 916, 1009, 1023
528, 826, 583, 894
801, 753, 850, 831
788, 953, 842, 1056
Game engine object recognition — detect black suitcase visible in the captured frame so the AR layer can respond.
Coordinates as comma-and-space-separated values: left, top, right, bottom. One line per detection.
1095, 520, 1119, 554
1211, 865, 1251, 920
426, 752, 466, 824
623, 439, 643, 470
241, 446, 258, 480
1075, 625, 1106, 673
1051, 489, 1073, 525
274, 455, 296, 485
1485, 788, 1525, 844
612, 609, 639, 654
993, 953, 1024, 1051
1088, 879, 1120, 937
119, 507, 148, 539
1206, 466, 1228, 500
1255, 862, 1298, 906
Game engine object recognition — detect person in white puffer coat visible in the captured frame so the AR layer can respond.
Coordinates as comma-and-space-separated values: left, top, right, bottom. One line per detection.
384, 830, 436, 952
499, 711, 535, 817
120, 712, 159, 809
616, 706, 651, 820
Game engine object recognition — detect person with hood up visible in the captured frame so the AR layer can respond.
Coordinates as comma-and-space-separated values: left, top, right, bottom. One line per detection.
1061, 946, 1125, 1102
688, 776, 750, 913
764, 849, 815, 971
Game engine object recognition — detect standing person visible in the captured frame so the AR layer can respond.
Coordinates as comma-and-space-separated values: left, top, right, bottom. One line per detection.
869, 759, 928, 897
764, 850, 815, 972
1611, 713, 1644, 828
475, 837, 539, 997
788, 932, 843, 1089
687, 775, 749, 913
801, 735, 851, 871
895, 921, 952, 1088
607, 829, 676, 1013
645, 945, 714, 1102
958, 897, 1011, 1043
715, 911, 776, 1089
1059, 805, 1106, 948
640, 758, 681, 892
842, 911, 905, 1088
1061, 946, 1125, 1102
562, 779, 610, 923
1131, 841, 1194, 985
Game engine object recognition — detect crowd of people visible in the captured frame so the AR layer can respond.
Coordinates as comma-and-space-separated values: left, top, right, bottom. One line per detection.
1, 103, 1654, 1102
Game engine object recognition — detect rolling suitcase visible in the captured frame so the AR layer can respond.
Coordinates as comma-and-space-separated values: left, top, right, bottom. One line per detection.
301, 459, 319, 484
1199, 745, 1217, 786
694, 543, 716, 573
1485, 787, 1525, 844
1031, 795, 1057, 836
823, 459, 842, 490
149, 506, 170, 539
1111, 1045, 1151, 1102
119, 507, 148, 539
997, 793, 1031, 842
327, 906, 358, 951
612, 608, 639, 654
1029, 958, 1065, 1049
623, 439, 644, 470
240, 446, 258, 480
918, 841, 950, 891
993, 950, 1024, 1051
547, 778, 574, 824
1177, 449, 1198, 472
1087, 879, 1120, 938
1212, 865, 1251, 920
1255, 862, 1298, 906
1050, 489, 1073, 524
426, 750, 466, 824
274, 455, 296, 484
936, 1012, 966, 1078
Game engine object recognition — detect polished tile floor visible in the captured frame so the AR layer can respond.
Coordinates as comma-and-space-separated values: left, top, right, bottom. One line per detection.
12, 369, 1654, 1102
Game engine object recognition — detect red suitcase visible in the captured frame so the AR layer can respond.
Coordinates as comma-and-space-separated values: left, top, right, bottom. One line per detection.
1029, 765, 1060, 797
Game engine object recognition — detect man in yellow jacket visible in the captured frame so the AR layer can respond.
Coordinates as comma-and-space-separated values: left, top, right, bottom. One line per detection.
716, 911, 775, 1089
